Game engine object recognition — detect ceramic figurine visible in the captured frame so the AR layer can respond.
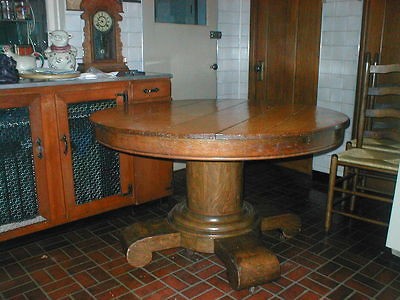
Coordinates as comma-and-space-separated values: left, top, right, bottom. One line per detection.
45, 30, 77, 71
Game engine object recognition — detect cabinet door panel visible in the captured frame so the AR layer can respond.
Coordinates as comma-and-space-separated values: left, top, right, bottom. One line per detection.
68, 100, 122, 204
0, 94, 52, 240
55, 86, 135, 220
0, 106, 40, 223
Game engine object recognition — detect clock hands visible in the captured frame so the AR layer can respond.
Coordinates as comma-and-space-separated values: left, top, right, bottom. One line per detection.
93, 11, 113, 32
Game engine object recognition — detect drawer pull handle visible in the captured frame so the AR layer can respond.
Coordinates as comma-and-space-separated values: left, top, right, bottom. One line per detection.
61, 134, 68, 155
36, 138, 43, 159
143, 87, 160, 94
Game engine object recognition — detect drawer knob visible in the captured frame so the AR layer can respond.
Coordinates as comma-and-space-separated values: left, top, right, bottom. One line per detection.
143, 87, 160, 94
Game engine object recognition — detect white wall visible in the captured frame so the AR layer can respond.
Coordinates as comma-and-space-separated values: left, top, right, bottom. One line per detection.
217, 0, 250, 100
142, 0, 218, 100
313, 0, 363, 173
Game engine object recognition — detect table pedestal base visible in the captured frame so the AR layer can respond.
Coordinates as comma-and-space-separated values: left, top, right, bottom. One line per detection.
120, 161, 301, 290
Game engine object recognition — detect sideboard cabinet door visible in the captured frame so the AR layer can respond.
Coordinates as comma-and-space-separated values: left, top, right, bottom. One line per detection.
0, 93, 55, 240
130, 78, 173, 203
54, 83, 135, 221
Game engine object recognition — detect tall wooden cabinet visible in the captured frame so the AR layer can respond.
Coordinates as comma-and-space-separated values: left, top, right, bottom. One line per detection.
0, 76, 173, 241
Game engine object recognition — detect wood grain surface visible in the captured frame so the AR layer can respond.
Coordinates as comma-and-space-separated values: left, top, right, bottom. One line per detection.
91, 99, 349, 161
66, 0, 81, 10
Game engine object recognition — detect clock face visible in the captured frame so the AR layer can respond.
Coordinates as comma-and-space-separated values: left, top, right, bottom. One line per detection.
92, 10, 115, 61
93, 11, 113, 32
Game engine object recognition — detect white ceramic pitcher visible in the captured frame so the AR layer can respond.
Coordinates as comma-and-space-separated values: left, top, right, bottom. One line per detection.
2, 45, 44, 73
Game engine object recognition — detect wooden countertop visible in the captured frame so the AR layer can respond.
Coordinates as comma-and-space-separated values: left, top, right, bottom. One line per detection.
0, 72, 172, 90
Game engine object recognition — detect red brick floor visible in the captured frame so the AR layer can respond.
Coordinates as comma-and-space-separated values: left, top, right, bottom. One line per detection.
1, 162, 399, 299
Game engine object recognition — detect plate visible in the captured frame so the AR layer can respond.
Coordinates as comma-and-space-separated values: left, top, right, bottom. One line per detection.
20, 70, 80, 80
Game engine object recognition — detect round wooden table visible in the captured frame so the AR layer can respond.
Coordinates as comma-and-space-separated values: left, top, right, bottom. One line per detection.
90, 99, 349, 290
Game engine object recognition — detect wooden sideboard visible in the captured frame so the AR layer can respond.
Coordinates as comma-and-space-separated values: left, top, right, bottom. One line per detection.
0, 75, 173, 241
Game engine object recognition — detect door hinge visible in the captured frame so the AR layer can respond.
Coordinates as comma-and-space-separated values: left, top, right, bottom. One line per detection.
35, 137, 44, 159
122, 184, 133, 197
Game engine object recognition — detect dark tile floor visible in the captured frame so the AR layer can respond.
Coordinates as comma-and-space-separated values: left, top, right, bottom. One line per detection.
1, 161, 400, 299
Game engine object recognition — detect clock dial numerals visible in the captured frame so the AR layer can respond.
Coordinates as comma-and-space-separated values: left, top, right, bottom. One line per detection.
93, 11, 113, 32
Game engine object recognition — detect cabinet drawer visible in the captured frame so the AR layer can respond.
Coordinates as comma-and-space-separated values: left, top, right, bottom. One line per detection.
132, 79, 171, 101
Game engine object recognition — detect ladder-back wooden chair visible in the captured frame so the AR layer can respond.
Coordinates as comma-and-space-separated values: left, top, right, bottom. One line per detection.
325, 58, 400, 232
350, 53, 400, 153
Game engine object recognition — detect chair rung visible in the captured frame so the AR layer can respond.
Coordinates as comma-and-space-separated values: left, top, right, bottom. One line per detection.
336, 174, 354, 185
331, 209, 389, 227
355, 185, 393, 196
333, 187, 393, 203
358, 171, 396, 181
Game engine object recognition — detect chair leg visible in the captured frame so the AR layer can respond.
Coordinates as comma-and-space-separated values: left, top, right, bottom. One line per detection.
342, 141, 353, 210
325, 155, 338, 232
341, 165, 350, 209
350, 168, 359, 212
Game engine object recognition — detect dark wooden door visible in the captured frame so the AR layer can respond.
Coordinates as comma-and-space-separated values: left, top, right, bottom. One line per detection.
248, 0, 323, 173
249, 0, 322, 105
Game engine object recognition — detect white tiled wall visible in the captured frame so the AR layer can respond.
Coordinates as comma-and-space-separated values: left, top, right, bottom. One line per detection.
63, 2, 143, 70
216, 0, 250, 100
313, 0, 363, 173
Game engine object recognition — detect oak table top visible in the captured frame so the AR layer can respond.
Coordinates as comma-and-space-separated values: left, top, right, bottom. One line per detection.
91, 99, 349, 290
91, 99, 349, 160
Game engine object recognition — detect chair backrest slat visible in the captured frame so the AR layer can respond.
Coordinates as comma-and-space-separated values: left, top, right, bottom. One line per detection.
368, 86, 400, 96
365, 108, 400, 118
364, 130, 400, 142
356, 54, 400, 149
370, 64, 400, 74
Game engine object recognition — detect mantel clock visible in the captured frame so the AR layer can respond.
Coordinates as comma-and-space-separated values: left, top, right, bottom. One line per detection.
80, 0, 128, 72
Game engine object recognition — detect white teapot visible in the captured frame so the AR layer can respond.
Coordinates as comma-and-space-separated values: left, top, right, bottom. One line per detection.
2, 45, 44, 73
44, 30, 77, 71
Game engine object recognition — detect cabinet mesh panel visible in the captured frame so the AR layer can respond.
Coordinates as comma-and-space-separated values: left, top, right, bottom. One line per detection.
68, 100, 121, 205
0, 107, 39, 225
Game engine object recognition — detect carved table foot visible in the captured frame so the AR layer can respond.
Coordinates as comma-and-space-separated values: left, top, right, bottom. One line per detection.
261, 213, 301, 239
120, 219, 181, 267
215, 233, 280, 290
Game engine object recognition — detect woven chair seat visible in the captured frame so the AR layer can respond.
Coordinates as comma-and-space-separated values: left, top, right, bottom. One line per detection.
337, 148, 400, 172
350, 138, 400, 153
